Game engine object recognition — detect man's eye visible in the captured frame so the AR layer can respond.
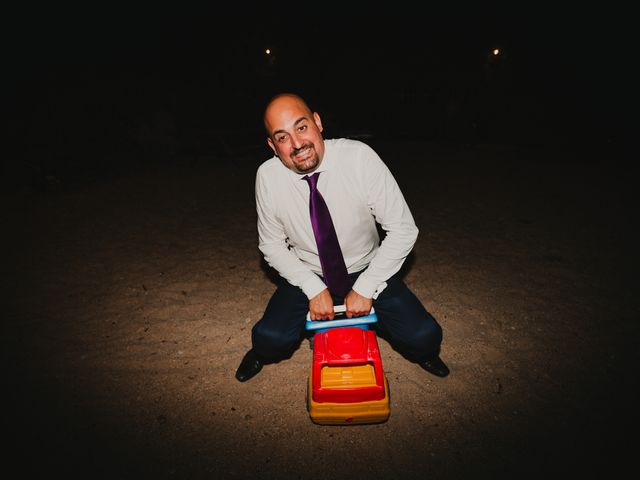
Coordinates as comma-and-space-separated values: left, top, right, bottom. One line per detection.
298, 125, 307, 132
277, 135, 287, 143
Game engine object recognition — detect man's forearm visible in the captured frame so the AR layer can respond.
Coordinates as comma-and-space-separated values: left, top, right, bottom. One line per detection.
351, 222, 418, 298
259, 242, 327, 299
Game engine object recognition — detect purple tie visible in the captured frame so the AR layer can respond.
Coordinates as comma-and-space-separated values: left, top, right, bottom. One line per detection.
304, 172, 350, 297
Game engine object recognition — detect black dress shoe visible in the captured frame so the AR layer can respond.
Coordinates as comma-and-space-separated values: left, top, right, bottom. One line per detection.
235, 349, 264, 382
418, 355, 450, 378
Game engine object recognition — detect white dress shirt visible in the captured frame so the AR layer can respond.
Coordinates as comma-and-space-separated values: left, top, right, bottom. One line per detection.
256, 138, 418, 300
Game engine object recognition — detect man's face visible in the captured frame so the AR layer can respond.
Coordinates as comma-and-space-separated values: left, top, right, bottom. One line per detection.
265, 97, 325, 174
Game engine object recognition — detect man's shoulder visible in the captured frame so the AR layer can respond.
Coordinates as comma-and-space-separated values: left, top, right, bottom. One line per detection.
327, 138, 382, 168
326, 137, 373, 153
256, 156, 283, 177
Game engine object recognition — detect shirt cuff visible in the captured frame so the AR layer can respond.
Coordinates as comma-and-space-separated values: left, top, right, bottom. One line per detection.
351, 275, 380, 299
300, 274, 328, 300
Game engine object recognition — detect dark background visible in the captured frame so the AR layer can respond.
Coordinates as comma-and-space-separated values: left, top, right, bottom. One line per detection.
3, 3, 633, 190
2, 5, 637, 479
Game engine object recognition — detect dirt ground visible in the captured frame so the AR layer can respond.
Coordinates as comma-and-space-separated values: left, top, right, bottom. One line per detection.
4, 140, 638, 479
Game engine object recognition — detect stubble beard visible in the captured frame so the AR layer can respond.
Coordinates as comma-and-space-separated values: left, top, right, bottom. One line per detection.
291, 145, 320, 174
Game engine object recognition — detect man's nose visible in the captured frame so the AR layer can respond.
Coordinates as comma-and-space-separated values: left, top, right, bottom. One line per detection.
291, 134, 303, 149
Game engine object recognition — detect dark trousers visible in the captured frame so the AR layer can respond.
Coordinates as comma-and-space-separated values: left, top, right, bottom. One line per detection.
252, 271, 443, 364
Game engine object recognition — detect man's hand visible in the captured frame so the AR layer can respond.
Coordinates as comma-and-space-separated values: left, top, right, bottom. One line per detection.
345, 290, 373, 318
308, 289, 335, 320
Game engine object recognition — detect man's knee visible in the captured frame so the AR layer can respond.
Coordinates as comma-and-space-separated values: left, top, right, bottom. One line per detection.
413, 320, 443, 352
252, 321, 298, 361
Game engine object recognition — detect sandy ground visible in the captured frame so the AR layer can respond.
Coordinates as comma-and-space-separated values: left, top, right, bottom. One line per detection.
4, 140, 638, 479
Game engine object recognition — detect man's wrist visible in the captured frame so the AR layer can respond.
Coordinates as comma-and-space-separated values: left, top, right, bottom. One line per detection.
301, 274, 327, 300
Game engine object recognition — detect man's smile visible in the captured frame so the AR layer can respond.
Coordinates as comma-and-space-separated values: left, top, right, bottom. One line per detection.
293, 146, 313, 161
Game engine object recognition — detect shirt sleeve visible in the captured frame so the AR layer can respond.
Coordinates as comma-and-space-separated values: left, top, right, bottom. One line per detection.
255, 168, 327, 299
351, 148, 419, 298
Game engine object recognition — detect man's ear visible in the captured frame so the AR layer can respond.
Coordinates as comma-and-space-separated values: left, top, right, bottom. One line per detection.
313, 112, 323, 133
267, 138, 277, 156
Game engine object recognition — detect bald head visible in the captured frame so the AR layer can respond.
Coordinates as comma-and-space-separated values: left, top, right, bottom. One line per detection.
263, 93, 313, 135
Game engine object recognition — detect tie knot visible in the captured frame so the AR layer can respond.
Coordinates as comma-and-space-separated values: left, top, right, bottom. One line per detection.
304, 172, 320, 190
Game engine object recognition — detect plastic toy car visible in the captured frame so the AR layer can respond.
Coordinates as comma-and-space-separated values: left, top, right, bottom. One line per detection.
305, 306, 390, 425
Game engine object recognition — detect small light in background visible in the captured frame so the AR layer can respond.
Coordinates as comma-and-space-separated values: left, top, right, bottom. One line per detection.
261, 47, 277, 75
493, 48, 500, 56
